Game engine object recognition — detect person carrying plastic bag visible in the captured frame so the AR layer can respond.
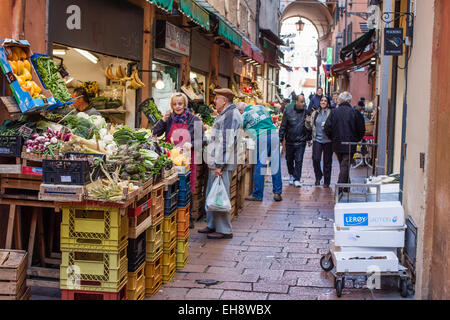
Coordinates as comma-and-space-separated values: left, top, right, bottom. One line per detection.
206, 176, 232, 213
199, 88, 243, 240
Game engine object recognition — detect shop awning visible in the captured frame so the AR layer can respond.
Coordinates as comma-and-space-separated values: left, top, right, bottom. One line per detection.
241, 39, 252, 59
278, 61, 292, 72
218, 19, 242, 48
260, 29, 285, 46
179, 0, 210, 31
331, 48, 376, 76
340, 29, 375, 62
148, 0, 173, 12
252, 46, 264, 65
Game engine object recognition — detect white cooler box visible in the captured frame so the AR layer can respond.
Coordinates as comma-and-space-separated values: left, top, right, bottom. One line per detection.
330, 240, 397, 253
334, 224, 406, 247
334, 201, 405, 228
332, 250, 399, 273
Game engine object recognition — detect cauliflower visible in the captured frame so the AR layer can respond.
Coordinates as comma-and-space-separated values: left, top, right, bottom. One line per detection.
77, 112, 90, 119
90, 115, 107, 129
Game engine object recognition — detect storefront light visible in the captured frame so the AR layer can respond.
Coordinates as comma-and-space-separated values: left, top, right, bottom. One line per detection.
155, 76, 165, 90
53, 49, 66, 56
74, 48, 98, 64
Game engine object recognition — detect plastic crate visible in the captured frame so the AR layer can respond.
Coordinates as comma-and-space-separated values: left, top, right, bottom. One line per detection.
127, 232, 146, 272
43, 153, 105, 185
128, 196, 152, 218
176, 203, 190, 237
60, 243, 128, 293
60, 205, 128, 251
162, 241, 176, 283
145, 219, 163, 261
163, 180, 179, 199
127, 262, 145, 301
0, 136, 22, 157
178, 172, 191, 191
176, 234, 189, 269
152, 183, 164, 216
164, 191, 178, 216
61, 283, 127, 300
177, 190, 192, 208
145, 252, 162, 297
144, 252, 162, 284
163, 212, 177, 249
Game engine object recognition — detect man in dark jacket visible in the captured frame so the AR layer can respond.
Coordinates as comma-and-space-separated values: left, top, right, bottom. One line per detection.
307, 87, 324, 114
324, 92, 365, 191
279, 95, 312, 187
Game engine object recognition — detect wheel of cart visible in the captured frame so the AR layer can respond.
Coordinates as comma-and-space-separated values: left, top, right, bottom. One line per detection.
398, 270, 410, 298
334, 276, 345, 297
320, 252, 334, 272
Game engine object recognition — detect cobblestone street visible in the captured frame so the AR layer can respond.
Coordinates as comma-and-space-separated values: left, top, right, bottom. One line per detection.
147, 149, 410, 300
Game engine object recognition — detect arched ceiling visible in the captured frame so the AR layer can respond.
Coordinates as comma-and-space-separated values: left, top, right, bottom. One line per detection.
281, 0, 333, 39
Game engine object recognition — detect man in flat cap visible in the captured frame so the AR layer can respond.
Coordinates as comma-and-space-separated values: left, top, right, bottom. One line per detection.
200, 88, 243, 239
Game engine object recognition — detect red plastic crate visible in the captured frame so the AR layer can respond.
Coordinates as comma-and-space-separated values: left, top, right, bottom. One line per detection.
61, 283, 127, 300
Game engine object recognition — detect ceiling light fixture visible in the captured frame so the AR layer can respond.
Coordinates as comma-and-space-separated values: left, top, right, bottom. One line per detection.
73, 48, 98, 64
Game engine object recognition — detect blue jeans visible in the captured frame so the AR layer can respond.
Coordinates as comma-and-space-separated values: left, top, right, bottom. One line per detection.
252, 132, 283, 199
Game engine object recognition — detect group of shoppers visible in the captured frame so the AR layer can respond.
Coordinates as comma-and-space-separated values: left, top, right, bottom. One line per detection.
151, 85, 365, 240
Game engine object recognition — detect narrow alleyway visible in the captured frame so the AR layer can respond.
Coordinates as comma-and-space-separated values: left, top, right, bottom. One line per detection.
147, 149, 409, 300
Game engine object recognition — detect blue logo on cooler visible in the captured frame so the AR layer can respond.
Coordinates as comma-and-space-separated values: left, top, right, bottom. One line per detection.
344, 213, 369, 226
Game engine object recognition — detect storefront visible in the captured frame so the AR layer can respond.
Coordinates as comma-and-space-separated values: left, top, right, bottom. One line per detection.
188, 30, 210, 103
153, 19, 191, 115
48, 0, 144, 127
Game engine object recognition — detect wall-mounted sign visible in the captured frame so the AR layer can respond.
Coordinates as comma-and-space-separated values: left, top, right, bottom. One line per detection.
327, 47, 333, 64
156, 20, 190, 56
384, 28, 404, 56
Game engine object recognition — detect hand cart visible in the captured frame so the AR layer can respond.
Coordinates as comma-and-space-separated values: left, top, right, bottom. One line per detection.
320, 183, 411, 298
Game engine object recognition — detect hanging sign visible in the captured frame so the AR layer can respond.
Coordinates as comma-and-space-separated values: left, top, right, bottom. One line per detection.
384, 28, 404, 56
156, 20, 190, 56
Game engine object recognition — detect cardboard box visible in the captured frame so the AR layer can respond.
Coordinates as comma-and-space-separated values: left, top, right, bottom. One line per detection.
0, 39, 56, 113
334, 201, 405, 228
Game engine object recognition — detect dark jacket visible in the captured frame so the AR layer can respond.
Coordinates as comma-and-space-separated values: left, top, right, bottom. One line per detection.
324, 102, 366, 154
279, 106, 311, 145
307, 94, 323, 113
152, 111, 205, 147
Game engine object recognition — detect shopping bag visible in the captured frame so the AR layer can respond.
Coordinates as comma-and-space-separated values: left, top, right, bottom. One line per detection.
206, 176, 232, 213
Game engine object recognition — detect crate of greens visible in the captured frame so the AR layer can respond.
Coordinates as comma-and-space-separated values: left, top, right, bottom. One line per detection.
42, 153, 105, 185
31, 53, 73, 108
140, 98, 162, 126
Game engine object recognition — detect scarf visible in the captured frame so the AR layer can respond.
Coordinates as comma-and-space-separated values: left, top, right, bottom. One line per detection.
173, 111, 188, 124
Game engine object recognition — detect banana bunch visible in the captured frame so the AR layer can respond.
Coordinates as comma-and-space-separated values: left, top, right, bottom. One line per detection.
105, 64, 129, 81
127, 69, 145, 90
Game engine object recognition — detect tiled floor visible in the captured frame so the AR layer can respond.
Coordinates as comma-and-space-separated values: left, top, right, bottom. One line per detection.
146, 149, 413, 300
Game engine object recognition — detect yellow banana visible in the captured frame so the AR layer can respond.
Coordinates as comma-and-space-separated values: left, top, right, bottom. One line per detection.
105, 65, 113, 80
119, 66, 127, 78
115, 66, 123, 79
133, 70, 145, 88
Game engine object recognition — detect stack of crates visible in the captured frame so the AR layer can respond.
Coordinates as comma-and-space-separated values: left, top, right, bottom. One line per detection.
144, 182, 165, 296
127, 232, 146, 300
60, 204, 129, 300
176, 172, 191, 270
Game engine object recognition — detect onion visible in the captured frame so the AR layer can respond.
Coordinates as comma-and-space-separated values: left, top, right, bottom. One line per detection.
50, 137, 58, 144
56, 131, 62, 139
26, 148, 31, 153
32, 133, 38, 139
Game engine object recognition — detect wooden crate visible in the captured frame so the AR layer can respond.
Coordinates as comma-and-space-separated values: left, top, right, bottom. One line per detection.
39, 184, 86, 202
128, 208, 152, 240
0, 250, 29, 300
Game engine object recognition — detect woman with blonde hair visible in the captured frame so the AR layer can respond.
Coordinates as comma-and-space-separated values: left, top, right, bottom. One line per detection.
153, 93, 205, 227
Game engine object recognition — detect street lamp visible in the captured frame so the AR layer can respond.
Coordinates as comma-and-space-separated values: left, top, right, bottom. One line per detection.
295, 18, 305, 33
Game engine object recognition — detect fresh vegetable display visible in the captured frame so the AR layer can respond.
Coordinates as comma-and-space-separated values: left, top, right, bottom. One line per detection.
7, 46, 46, 99
33, 56, 72, 102
25, 127, 71, 157
89, 96, 122, 110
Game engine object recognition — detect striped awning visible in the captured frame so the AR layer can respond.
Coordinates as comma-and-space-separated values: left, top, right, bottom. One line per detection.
179, 0, 210, 31
148, 0, 173, 12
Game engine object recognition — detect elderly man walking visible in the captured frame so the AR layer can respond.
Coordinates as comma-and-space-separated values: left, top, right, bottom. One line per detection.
200, 88, 243, 239
324, 92, 365, 192
238, 103, 283, 202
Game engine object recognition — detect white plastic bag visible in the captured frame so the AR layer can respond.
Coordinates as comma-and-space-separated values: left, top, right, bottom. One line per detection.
206, 177, 232, 213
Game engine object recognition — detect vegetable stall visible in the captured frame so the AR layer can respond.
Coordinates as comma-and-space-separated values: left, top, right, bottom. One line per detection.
0, 39, 253, 301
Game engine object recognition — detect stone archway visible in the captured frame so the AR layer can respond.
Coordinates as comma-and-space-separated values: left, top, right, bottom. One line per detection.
280, 0, 333, 39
